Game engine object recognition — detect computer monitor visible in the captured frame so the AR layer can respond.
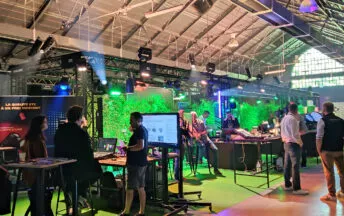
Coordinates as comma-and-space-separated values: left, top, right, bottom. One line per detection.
142, 113, 180, 148
98, 138, 117, 153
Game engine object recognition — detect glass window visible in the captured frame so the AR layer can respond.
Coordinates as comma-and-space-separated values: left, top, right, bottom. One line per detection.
292, 48, 344, 88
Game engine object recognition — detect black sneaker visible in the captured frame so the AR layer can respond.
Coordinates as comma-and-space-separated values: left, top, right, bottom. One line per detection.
135, 213, 145, 216
214, 169, 224, 176
120, 213, 130, 216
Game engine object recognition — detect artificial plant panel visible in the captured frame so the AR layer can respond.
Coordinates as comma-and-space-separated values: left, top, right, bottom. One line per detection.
103, 93, 172, 142
191, 99, 216, 126
239, 102, 279, 131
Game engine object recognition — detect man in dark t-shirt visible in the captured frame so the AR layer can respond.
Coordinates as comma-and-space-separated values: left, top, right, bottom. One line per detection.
121, 112, 148, 216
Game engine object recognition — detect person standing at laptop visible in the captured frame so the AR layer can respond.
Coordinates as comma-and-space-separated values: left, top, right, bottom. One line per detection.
316, 102, 344, 201
281, 103, 309, 195
121, 112, 148, 216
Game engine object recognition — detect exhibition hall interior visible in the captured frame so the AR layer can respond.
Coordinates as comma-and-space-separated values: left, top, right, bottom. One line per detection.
1, 0, 344, 215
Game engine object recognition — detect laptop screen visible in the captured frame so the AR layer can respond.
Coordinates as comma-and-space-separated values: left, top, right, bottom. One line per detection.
98, 138, 117, 153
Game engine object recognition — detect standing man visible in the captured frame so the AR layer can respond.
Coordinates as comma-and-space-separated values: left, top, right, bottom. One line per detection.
198, 111, 210, 127
316, 102, 344, 201
121, 112, 148, 216
281, 103, 309, 195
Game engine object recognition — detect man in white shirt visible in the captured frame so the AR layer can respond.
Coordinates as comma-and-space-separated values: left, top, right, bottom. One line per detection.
281, 103, 309, 195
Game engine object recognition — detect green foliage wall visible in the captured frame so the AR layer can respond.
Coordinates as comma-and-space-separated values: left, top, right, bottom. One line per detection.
191, 99, 216, 126
103, 94, 172, 142
239, 102, 279, 131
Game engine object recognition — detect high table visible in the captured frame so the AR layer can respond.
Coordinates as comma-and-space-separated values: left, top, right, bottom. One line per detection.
228, 139, 274, 188
98, 153, 179, 207
4, 158, 77, 216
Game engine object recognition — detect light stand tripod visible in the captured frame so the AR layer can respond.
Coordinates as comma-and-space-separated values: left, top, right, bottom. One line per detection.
168, 136, 212, 211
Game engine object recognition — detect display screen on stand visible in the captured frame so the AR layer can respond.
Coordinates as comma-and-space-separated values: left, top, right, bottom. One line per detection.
142, 113, 179, 148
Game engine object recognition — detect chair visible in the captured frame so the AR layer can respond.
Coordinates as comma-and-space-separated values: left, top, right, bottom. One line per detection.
56, 179, 95, 216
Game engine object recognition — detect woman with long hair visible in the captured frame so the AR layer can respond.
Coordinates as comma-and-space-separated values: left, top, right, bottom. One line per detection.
22, 115, 53, 216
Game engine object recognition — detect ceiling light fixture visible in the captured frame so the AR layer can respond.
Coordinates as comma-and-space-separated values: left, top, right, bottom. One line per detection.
228, 33, 239, 48
40, 36, 55, 54
264, 69, 286, 75
188, 53, 196, 69
299, 0, 318, 13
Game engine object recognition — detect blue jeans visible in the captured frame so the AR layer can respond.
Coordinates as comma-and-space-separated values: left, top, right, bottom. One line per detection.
284, 142, 301, 191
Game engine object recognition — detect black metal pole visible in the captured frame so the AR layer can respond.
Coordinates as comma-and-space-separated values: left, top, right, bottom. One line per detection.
162, 147, 169, 204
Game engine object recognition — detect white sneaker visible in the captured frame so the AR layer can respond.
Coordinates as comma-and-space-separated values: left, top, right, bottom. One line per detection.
293, 189, 309, 195
284, 186, 293, 191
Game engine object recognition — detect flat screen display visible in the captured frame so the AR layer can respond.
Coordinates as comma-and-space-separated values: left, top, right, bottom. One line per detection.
142, 113, 179, 147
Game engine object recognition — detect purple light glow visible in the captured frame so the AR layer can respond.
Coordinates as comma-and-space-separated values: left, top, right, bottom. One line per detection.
299, 0, 318, 13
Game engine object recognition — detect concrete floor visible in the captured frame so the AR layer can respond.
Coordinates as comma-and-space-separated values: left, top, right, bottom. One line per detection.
216, 164, 344, 216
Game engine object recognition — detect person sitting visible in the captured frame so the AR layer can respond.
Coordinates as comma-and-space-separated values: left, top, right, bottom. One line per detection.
54, 106, 101, 213
22, 115, 53, 216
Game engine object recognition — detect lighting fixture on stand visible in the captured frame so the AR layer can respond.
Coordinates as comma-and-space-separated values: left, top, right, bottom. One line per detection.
228, 33, 239, 48
299, 0, 318, 13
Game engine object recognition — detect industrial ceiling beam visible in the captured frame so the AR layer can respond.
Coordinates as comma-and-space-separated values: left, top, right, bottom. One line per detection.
155, 13, 204, 57
193, 12, 247, 59
115, 0, 167, 48
209, 19, 262, 61
92, 0, 133, 42
2, 0, 52, 59
216, 24, 270, 71
172, 4, 237, 61
141, 0, 198, 48
26, 0, 52, 29
61, 0, 95, 36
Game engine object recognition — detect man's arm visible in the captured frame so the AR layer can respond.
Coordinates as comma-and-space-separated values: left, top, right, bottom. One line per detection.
316, 119, 325, 154
128, 128, 145, 152
128, 139, 144, 151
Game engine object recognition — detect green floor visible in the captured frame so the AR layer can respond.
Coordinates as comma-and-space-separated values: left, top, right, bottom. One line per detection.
4, 158, 320, 215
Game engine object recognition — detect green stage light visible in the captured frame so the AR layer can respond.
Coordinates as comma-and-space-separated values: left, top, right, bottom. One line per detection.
110, 90, 121, 96
179, 93, 186, 99
256, 100, 262, 104
274, 96, 278, 100
229, 98, 235, 103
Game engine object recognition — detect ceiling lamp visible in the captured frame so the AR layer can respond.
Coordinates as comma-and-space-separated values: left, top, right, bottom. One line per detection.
40, 36, 55, 54
228, 33, 239, 48
206, 62, 216, 73
188, 53, 196, 69
28, 37, 43, 56
299, 0, 318, 13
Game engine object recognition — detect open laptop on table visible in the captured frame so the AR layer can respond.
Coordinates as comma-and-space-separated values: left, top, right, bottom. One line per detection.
93, 138, 117, 160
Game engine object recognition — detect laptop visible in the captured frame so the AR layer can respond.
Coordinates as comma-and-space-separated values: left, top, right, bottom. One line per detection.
93, 138, 117, 159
